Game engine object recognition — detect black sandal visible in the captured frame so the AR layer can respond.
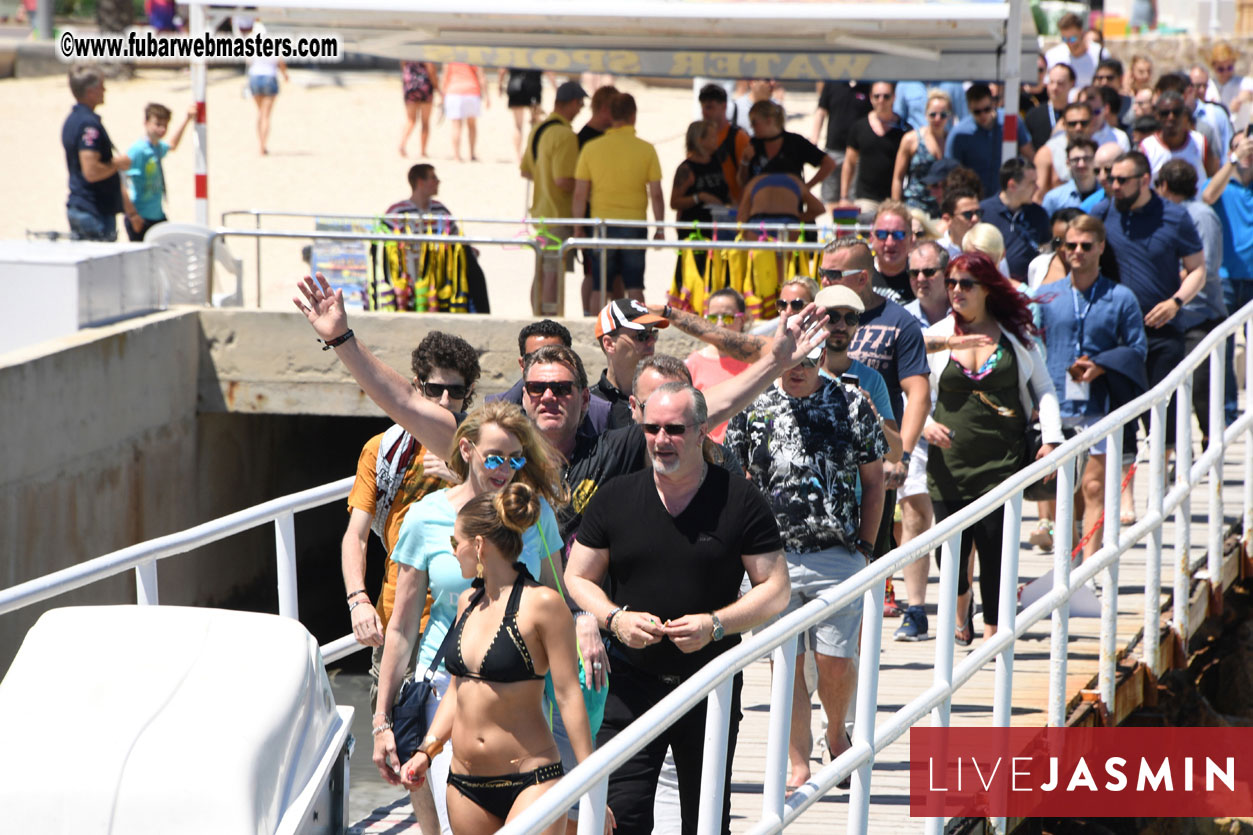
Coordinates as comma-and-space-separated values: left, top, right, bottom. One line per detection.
826, 728, 853, 790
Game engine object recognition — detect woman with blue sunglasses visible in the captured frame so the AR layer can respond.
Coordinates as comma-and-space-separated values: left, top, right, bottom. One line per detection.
374, 401, 569, 830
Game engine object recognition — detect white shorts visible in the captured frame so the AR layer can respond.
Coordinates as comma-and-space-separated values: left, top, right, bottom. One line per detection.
899, 438, 930, 500
444, 93, 481, 120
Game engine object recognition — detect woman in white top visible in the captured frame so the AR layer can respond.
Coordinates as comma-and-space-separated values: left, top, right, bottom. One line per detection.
234, 16, 288, 155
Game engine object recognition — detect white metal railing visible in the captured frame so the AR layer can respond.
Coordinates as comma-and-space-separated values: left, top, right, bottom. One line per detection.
506, 300, 1253, 835
3, 305, 1250, 834
216, 209, 865, 308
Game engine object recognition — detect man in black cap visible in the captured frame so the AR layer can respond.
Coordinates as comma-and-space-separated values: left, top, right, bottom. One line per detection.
522, 80, 588, 314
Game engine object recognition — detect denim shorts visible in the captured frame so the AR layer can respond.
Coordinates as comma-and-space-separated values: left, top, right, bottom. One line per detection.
590, 225, 647, 289
249, 74, 279, 96
67, 207, 117, 242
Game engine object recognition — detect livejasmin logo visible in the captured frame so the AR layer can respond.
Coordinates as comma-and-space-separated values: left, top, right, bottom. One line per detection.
909, 728, 1253, 818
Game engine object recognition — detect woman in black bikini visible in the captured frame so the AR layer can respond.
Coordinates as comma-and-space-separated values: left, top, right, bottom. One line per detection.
400, 483, 604, 834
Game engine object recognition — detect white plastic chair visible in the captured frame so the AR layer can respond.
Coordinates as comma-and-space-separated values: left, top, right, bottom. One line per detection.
145, 222, 244, 307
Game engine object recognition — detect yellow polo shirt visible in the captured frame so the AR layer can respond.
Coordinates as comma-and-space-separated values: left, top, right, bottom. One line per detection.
574, 125, 663, 220
522, 113, 579, 220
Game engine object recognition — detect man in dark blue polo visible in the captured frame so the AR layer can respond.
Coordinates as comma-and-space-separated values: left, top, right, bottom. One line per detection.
61, 64, 139, 241
945, 83, 1033, 198
1093, 150, 1206, 445
979, 158, 1050, 282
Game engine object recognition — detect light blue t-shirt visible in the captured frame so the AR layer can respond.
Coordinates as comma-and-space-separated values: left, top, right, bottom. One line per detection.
126, 138, 170, 221
391, 489, 561, 672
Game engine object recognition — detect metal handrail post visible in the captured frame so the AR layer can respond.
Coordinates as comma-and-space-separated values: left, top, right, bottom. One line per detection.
1173, 381, 1193, 641
1145, 401, 1167, 676
254, 212, 262, 308
1101, 429, 1125, 710
847, 579, 885, 835
1047, 457, 1075, 727
924, 531, 960, 835
1208, 345, 1226, 581
135, 562, 158, 606
275, 511, 299, 619
597, 222, 608, 307
989, 493, 1022, 835
1246, 321, 1253, 552
575, 777, 608, 835
761, 637, 798, 826
696, 677, 734, 835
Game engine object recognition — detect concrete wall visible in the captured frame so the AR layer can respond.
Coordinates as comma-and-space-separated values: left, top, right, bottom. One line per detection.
1, 306, 708, 675
197, 308, 704, 415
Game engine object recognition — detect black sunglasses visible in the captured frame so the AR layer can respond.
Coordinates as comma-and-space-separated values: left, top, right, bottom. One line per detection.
944, 277, 981, 291
1062, 241, 1095, 252
1156, 108, 1183, 118
1066, 118, 1091, 128
908, 267, 941, 279
616, 328, 658, 343
959, 209, 982, 221
641, 422, 695, 436
775, 298, 808, 313
524, 380, 576, 397
825, 309, 861, 327
419, 380, 468, 399
971, 105, 995, 116
1095, 166, 1112, 176
1109, 174, 1140, 184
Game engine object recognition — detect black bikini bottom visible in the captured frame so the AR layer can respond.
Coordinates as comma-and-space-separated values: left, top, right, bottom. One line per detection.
448, 761, 565, 820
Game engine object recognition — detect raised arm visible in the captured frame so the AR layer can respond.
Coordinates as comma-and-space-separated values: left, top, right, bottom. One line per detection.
651, 302, 773, 363
294, 274, 458, 457
702, 306, 830, 425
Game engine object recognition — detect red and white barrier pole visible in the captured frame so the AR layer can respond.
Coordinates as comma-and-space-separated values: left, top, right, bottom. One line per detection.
191, 1, 208, 225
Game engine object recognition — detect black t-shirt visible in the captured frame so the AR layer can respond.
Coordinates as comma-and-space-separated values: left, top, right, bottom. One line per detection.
577, 124, 604, 149
674, 157, 731, 223
846, 117, 906, 202
560, 422, 744, 543
872, 267, 912, 305
591, 369, 633, 430
62, 102, 122, 216
747, 132, 827, 180
576, 466, 782, 676
818, 81, 872, 151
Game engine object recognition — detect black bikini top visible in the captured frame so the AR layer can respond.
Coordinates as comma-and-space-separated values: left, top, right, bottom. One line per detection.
444, 567, 544, 683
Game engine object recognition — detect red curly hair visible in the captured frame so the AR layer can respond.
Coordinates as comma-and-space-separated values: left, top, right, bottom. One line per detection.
947, 252, 1036, 346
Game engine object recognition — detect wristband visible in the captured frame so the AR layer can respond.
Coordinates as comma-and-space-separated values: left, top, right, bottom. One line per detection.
856, 538, 875, 557
899, 450, 912, 466
1171, 296, 1183, 308
321, 329, 355, 351
346, 589, 368, 601
605, 606, 624, 632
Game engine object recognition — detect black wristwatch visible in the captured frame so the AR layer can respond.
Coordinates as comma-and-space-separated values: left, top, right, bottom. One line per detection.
899, 450, 912, 466
856, 538, 875, 558
1171, 296, 1183, 308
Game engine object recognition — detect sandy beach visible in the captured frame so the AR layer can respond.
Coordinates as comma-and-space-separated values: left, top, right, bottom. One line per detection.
0, 66, 817, 316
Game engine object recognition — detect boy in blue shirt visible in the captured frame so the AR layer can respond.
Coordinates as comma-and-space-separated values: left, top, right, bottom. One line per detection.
125, 102, 195, 241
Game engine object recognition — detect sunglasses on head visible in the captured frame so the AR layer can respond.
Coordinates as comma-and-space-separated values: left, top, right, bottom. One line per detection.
775, 298, 809, 313
824, 308, 861, 327
419, 380, 468, 399
971, 105, 995, 116
641, 422, 695, 436
945, 277, 981, 291
1063, 240, 1095, 252
705, 312, 741, 325
873, 229, 908, 241
524, 380, 576, 397
908, 267, 941, 279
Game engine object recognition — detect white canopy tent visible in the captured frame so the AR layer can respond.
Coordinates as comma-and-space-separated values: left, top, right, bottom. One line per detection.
185, 0, 1035, 222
